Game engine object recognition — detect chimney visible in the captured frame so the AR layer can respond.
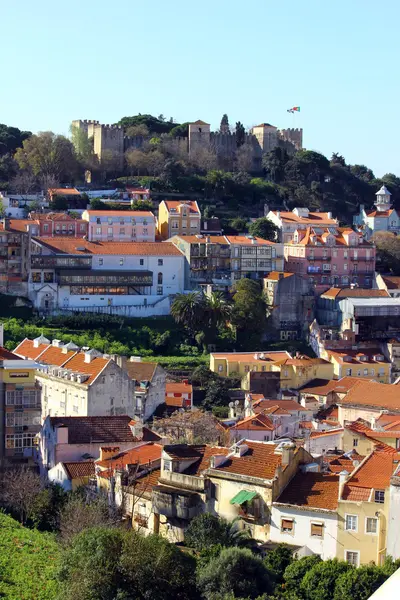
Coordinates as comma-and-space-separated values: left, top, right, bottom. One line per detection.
210, 454, 229, 468
99, 446, 120, 462
338, 470, 349, 499
129, 419, 143, 440
129, 356, 142, 362
327, 212, 332, 219
244, 393, 253, 418
281, 442, 296, 466
52, 339, 63, 348
0, 323, 4, 347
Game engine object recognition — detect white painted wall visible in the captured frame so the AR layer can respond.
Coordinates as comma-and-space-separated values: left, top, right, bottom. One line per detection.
306, 431, 343, 455
48, 463, 72, 490
387, 480, 400, 559
270, 505, 338, 559
230, 429, 274, 443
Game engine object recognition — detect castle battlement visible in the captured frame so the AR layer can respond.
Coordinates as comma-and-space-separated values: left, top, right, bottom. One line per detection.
82, 119, 100, 125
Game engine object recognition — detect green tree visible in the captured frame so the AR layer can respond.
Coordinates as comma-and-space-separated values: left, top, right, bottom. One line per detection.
90, 198, 108, 210
197, 546, 274, 600
283, 554, 322, 595
0, 123, 31, 156
191, 365, 217, 387
29, 483, 68, 531
169, 122, 189, 138
50, 195, 69, 211
235, 121, 246, 148
300, 559, 351, 600
185, 513, 253, 552
170, 292, 205, 336
131, 198, 153, 211
231, 279, 266, 344
202, 378, 231, 409
220, 114, 230, 133
228, 217, 248, 233
333, 565, 388, 600
264, 544, 293, 585
373, 231, 400, 274
15, 131, 78, 183
118, 114, 177, 135
125, 123, 149, 137
205, 291, 232, 331
248, 217, 279, 241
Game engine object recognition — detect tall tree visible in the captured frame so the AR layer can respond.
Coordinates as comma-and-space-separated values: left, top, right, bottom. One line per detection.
170, 292, 206, 336
185, 513, 253, 552
220, 114, 230, 134
235, 121, 246, 147
15, 132, 78, 183
248, 217, 279, 241
0, 123, 31, 156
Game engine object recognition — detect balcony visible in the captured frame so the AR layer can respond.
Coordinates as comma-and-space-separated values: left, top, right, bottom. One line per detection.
152, 485, 203, 520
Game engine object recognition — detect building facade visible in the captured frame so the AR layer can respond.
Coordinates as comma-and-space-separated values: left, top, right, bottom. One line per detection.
267, 208, 338, 243
284, 227, 376, 290
158, 201, 201, 240
353, 186, 400, 239
82, 210, 156, 242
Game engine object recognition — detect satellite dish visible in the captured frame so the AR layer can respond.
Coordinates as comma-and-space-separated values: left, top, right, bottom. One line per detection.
229, 402, 234, 408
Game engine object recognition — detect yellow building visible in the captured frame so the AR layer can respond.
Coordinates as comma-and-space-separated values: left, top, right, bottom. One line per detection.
337, 450, 400, 566
157, 200, 201, 240
342, 419, 400, 454
326, 349, 391, 384
210, 351, 334, 391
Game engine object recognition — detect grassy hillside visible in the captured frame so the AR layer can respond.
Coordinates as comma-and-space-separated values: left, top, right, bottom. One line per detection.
0, 512, 59, 600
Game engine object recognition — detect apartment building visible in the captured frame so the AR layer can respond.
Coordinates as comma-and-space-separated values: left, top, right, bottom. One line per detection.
25, 213, 88, 237
157, 200, 201, 240
284, 227, 376, 289
124, 360, 166, 421
266, 208, 338, 243
353, 185, 400, 239
14, 337, 135, 420
0, 217, 31, 296
0, 191, 47, 218
338, 450, 400, 566
82, 210, 156, 242
210, 351, 291, 378
0, 344, 41, 468
28, 237, 185, 316
336, 381, 400, 426
316, 287, 390, 328
170, 235, 231, 288
325, 349, 390, 383
225, 235, 284, 282
263, 272, 315, 340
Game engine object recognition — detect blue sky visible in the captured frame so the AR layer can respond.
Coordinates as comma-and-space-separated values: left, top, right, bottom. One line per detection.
2, 0, 399, 176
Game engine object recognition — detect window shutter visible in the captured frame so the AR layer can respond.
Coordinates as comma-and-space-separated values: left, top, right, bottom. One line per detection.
311, 523, 323, 537
281, 519, 293, 531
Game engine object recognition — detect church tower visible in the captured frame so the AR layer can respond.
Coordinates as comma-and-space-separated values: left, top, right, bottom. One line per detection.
374, 185, 392, 212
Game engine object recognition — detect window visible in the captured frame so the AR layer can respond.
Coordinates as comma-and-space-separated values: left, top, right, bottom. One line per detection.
163, 460, 172, 472
43, 224, 49, 232
96, 227, 101, 235
44, 272, 53, 283
344, 263, 348, 271
120, 228, 125, 235
143, 228, 148, 235
96, 218, 101, 225
190, 219, 197, 228
98, 258, 103, 266
363, 368, 368, 376
371, 369, 375, 376
366, 517, 378, 534
157, 272, 163, 284
346, 368, 352, 376
210, 482, 219, 501
182, 219, 187, 228
157, 286, 163, 295
32, 272, 41, 283
353, 439, 358, 447
375, 490, 385, 504
344, 250, 348, 258
119, 258, 124, 266
158, 259, 163, 266
80, 224, 86, 232
345, 514, 357, 531
311, 523, 323, 537
346, 551, 359, 567
281, 519, 293, 533
218, 365, 223, 373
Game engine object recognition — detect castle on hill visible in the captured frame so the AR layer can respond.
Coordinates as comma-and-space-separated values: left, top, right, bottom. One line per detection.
71, 119, 303, 171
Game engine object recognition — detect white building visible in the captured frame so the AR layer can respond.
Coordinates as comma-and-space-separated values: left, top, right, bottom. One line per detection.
14, 337, 135, 420
353, 186, 400, 239
0, 192, 47, 218
387, 462, 400, 560
270, 470, 339, 559
40, 414, 138, 472
28, 238, 185, 316
305, 428, 344, 455
125, 359, 166, 421
266, 208, 338, 243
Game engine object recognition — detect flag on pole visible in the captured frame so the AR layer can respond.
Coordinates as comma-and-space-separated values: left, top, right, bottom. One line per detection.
287, 106, 300, 113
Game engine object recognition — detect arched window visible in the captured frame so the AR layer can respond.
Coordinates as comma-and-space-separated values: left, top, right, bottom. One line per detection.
158, 272, 163, 285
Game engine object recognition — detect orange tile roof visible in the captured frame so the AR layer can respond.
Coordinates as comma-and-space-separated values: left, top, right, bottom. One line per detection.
134, 467, 161, 493
341, 450, 400, 501
328, 349, 389, 365
276, 356, 330, 367
366, 209, 397, 217
309, 428, 343, 438
13, 339, 49, 360
165, 396, 186, 408
211, 351, 290, 362
8, 219, 32, 232
299, 421, 313, 429
166, 382, 193, 394
301, 377, 366, 396
271, 211, 337, 225
174, 235, 228, 244
30, 212, 77, 221
253, 399, 310, 413
96, 442, 162, 470
163, 200, 200, 214
49, 188, 81, 196
381, 275, 400, 289
34, 238, 183, 256
231, 414, 275, 432
324, 452, 365, 474
84, 210, 154, 217
264, 271, 294, 281
276, 472, 339, 510
49, 415, 134, 444
339, 381, 400, 412
33, 345, 77, 366
346, 418, 400, 440
320, 287, 389, 300
213, 441, 296, 479
62, 353, 109, 385
225, 235, 276, 246
62, 461, 95, 479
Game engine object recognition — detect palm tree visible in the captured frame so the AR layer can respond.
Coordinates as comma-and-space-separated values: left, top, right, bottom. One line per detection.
170, 292, 205, 336
205, 291, 232, 330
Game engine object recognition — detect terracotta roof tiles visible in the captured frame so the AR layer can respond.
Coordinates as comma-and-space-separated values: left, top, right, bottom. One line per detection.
34, 238, 183, 256
276, 472, 339, 510
49, 415, 134, 444
339, 381, 400, 412
62, 461, 95, 479
13, 339, 49, 360
231, 414, 275, 432
341, 450, 400, 501
96, 442, 162, 470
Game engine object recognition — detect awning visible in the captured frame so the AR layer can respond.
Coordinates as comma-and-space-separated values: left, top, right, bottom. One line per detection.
230, 490, 257, 505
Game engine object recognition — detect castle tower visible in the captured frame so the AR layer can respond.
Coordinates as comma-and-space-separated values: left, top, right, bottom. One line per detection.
250, 123, 278, 153
374, 185, 392, 212
188, 120, 211, 155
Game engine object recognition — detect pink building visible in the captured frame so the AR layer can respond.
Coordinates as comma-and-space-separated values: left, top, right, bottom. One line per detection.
82, 210, 156, 242
10, 213, 88, 237
284, 227, 375, 289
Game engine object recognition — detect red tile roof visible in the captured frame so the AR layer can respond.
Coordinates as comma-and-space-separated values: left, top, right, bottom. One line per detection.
61, 353, 109, 385
301, 377, 365, 397
13, 339, 49, 360
166, 382, 193, 394
320, 287, 389, 299
34, 238, 183, 256
96, 442, 162, 470
270, 211, 337, 225
173, 235, 228, 244
134, 467, 161, 493
339, 381, 400, 412
381, 275, 400, 290
62, 461, 95, 479
341, 450, 400, 501
264, 272, 294, 281
328, 349, 389, 365
84, 210, 154, 217
125, 362, 157, 384
309, 428, 344, 438
366, 209, 397, 217
32, 345, 77, 366
225, 236, 277, 246
231, 414, 275, 432
253, 399, 310, 413
211, 351, 290, 362
49, 415, 134, 444
163, 200, 200, 214
324, 451, 365, 474
276, 472, 339, 510
213, 441, 298, 480
49, 188, 81, 196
